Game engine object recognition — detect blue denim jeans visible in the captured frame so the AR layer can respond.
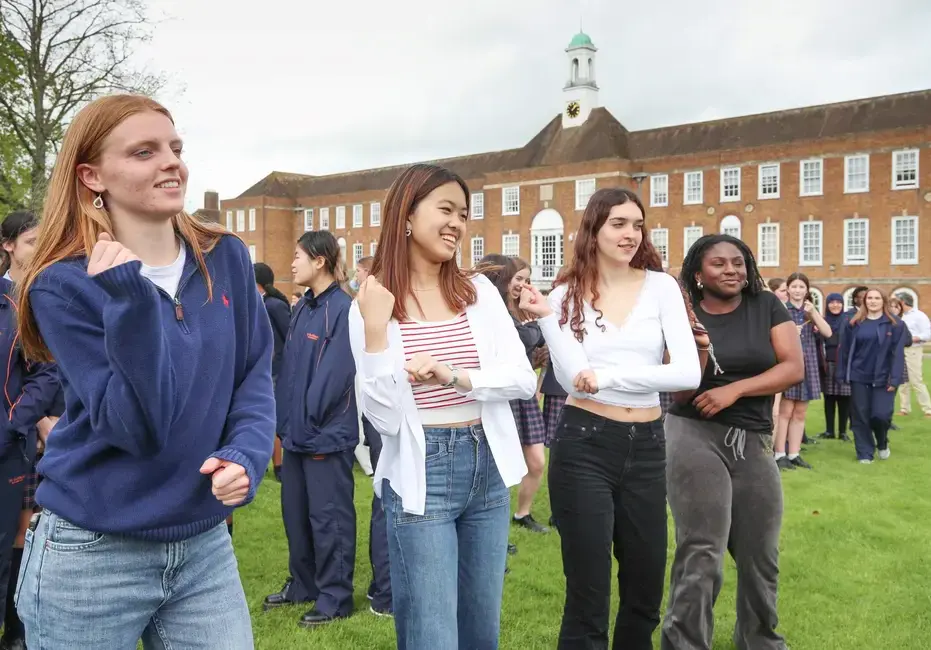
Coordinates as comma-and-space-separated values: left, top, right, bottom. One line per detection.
381, 424, 510, 650
15, 510, 253, 649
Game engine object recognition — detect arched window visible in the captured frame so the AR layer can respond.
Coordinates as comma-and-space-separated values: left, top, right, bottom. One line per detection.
530, 209, 565, 284
843, 287, 858, 310
809, 287, 823, 314
337, 237, 347, 263
571, 58, 579, 82
720, 214, 741, 239
587, 57, 594, 80
892, 287, 918, 310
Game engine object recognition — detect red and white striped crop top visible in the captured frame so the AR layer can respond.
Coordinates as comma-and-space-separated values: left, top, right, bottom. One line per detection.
399, 313, 482, 423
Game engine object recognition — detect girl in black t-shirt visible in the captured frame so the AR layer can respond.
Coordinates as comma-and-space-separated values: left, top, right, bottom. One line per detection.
661, 235, 804, 650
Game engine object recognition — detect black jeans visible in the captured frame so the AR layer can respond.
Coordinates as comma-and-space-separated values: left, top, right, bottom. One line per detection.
549, 405, 667, 650
823, 395, 850, 435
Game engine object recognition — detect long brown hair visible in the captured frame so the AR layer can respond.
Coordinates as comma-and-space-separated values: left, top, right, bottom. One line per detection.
850, 288, 897, 326
18, 95, 227, 362
372, 164, 476, 321
556, 187, 662, 341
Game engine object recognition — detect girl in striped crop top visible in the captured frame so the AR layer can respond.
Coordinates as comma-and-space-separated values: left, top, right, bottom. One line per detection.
349, 163, 536, 649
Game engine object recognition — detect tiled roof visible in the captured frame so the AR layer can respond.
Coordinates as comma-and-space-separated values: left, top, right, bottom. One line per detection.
235, 89, 931, 200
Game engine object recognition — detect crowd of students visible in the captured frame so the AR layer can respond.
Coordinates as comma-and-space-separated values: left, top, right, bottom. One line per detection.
0, 93, 927, 650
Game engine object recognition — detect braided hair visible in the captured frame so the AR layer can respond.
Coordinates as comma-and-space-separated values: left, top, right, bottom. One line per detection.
678, 234, 764, 307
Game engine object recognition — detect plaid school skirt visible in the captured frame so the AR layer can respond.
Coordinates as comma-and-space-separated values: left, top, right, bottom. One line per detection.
23, 456, 41, 510
542, 395, 567, 447
822, 359, 852, 397
510, 398, 547, 446
784, 336, 822, 402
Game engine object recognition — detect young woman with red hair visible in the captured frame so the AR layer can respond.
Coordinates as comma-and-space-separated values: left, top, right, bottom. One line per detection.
520, 187, 702, 649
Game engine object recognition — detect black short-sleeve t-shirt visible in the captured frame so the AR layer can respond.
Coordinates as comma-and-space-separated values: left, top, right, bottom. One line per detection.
669, 291, 792, 433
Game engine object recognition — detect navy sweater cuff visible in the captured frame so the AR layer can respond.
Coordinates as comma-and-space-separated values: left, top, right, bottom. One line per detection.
92, 260, 151, 298
210, 448, 260, 506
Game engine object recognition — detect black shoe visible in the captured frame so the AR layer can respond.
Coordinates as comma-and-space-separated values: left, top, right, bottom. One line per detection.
504, 565, 510, 575
839, 432, 850, 442
889, 422, 900, 431
513, 514, 549, 533
274, 465, 282, 482
818, 431, 835, 440
0, 638, 26, 650
776, 457, 796, 471
299, 608, 347, 627
790, 455, 813, 470
263, 578, 295, 611
507, 542, 517, 555
549, 515, 556, 528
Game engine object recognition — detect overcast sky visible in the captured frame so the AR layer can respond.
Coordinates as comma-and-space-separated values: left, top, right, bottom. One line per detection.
136, 0, 931, 211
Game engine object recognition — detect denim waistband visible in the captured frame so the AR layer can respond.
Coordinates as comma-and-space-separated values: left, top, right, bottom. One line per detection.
423, 424, 486, 445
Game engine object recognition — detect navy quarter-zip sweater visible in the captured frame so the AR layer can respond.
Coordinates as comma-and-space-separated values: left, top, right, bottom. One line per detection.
275, 282, 357, 455
29, 235, 275, 542
0, 276, 60, 463
835, 314, 907, 388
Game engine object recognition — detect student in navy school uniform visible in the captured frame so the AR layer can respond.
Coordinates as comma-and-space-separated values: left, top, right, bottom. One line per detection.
0, 210, 62, 650
255, 261, 292, 484
15, 95, 275, 650
263, 230, 358, 627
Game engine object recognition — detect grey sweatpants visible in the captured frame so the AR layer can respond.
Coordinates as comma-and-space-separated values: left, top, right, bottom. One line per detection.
661, 414, 787, 650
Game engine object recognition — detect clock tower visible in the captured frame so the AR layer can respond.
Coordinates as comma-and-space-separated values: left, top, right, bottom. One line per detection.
562, 32, 599, 129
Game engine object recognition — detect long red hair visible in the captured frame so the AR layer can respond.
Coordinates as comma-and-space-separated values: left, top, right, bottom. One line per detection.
18, 94, 227, 362
556, 187, 662, 341
372, 164, 476, 321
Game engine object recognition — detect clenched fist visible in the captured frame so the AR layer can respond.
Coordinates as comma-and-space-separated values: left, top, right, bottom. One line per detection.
356, 276, 396, 328
87, 233, 139, 276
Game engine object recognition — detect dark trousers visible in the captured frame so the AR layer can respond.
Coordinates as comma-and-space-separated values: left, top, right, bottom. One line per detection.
362, 417, 392, 612
850, 382, 895, 461
0, 448, 28, 630
548, 406, 667, 650
823, 395, 850, 435
281, 448, 356, 617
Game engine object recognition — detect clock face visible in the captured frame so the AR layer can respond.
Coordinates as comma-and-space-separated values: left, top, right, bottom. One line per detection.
566, 101, 581, 118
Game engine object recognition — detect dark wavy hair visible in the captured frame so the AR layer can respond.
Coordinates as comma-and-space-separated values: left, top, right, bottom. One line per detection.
556, 187, 662, 342
253, 262, 289, 305
679, 233, 765, 306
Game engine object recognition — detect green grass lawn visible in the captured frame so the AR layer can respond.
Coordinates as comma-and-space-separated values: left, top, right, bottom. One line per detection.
236, 361, 931, 649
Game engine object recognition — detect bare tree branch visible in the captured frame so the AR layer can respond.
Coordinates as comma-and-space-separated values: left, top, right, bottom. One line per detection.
0, 0, 167, 209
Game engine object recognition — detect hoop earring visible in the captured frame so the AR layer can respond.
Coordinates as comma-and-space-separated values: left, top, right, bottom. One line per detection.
743, 279, 749, 288
405, 226, 412, 237
92, 194, 104, 210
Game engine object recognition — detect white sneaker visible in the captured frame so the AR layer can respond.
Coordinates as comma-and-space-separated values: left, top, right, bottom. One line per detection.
859, 459, 873, 464
878, 448, 891, 460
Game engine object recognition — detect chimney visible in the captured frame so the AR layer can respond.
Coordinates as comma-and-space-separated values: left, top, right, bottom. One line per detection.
205, 190, 219, 211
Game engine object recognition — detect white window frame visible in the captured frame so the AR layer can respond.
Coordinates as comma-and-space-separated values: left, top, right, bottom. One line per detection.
650, 228, 669, 268
225, 210, 233, 231
370, 202, 381, 226
720, 167, 740, 202
502, 233, 520, 257
369, 242, 377, 256
650, 174, 668, 207
319, 207, 330, 230
800, 159, 824, 197
236, 209, 245, 232
892, 149, 919, 190
684, 171, 703, 205
575, 179, 596, 210
844, 154, 870, 194
335, 206, 346, 229
758, 164, 780, 199
798, 221, 823, 266
248, 245, 256, 262
303, 209, 314, 232
842, 218, 869, 265
502, 186, 520, 216
471, 193, 484, 220
809, 288, 824, 314
891, 215, 919, 265
757, 223, 780, 267
352, 204, 363, 228
531, 230, 564, 282
720, 215, 741, 239
892, 287, 919, 310
248, 208, 256, 231
471, 236, 484, 266
683, 226, 703, 256
843, 287, 858, 310
352, 242, 364, 267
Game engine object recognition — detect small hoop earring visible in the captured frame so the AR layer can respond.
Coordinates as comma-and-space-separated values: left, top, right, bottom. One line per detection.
743, 279, 749, 288
405, 226, 412, 237
92, 194, 104, 210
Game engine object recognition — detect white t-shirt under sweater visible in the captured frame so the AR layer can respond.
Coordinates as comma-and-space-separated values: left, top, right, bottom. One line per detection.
140, 240, 186, 297
538, 270, 701, 408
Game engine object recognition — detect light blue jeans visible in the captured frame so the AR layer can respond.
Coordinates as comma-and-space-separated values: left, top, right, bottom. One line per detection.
381, 424, 511, 650
15, 510, 253, 649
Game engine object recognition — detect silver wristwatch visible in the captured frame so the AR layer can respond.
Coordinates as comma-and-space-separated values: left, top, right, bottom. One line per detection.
442, 366, 460, 388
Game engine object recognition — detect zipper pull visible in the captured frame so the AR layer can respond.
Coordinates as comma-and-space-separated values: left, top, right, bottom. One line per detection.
174, 299, 184, 321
